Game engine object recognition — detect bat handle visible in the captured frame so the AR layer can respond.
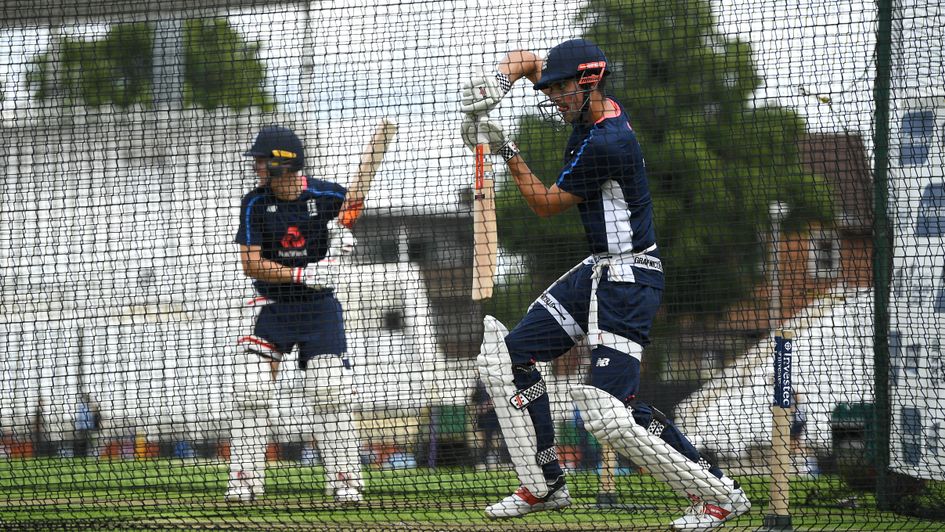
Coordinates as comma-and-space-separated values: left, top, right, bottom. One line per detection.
475, 116, 489, 146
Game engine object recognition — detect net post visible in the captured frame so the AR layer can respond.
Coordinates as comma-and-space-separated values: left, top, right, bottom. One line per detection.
595, 444, 619, 507
759, 329, 794, 531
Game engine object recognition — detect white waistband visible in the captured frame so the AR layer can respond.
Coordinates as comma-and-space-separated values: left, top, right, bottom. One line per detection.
591, 245, 662, 273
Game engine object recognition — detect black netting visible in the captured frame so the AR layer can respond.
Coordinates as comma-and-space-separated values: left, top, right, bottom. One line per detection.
0, 0, 942, 529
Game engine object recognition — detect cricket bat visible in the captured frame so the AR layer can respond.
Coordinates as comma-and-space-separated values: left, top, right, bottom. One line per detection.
472, 121, 498, 301
339, 118, 398, 228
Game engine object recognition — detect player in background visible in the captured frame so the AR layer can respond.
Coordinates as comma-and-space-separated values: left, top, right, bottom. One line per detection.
460, 39, 750, 529
226, 125, 363, 503
791, 392, 819, 477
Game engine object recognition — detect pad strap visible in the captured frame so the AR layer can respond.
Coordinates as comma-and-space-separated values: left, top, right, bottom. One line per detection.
510, 379, 546, 410
536, 446, 558, 466
237, 335, 283, 361
587, 248, 656, 360
535, 292, 586, 343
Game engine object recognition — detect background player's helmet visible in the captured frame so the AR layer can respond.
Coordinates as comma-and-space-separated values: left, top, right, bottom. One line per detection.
244, 125, 305, 176
533, 38, 610, 91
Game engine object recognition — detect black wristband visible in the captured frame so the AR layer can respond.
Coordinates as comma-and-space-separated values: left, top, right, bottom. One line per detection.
499, 141, 520, 163
496, 71, 512, 94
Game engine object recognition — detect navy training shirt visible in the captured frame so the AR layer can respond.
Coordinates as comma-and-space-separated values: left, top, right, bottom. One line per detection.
236, 176, 347, 301
555, 98, 664, 289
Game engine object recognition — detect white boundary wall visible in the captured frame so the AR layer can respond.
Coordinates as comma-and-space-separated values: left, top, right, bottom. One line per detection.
0, 109, 460, 444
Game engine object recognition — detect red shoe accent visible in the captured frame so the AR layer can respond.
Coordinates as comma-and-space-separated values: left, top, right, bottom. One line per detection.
703, 503, 732, 520
514, 486, 543, 506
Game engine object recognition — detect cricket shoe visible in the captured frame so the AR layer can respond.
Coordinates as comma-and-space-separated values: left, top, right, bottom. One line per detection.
671, 488, 751, 530
327, 472, 364, 503
485, 477, 571, 519
334, 486, 364, 503
224, 475, 263, 503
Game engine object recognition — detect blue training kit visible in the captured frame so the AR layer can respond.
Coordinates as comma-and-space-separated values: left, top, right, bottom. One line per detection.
235, 176, 349, 365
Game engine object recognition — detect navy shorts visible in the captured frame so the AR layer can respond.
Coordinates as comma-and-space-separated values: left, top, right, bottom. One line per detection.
505, 260, 661, 400
250, 296, 347, 367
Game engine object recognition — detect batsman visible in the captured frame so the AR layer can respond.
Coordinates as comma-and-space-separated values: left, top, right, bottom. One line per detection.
460, 39, 750, 529
226, 125, 364, 503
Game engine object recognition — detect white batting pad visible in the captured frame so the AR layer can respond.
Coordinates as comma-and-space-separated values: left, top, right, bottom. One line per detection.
304, 354, 356, 410
312, 409, 363, 494
477, 315, 549, 498
571, 385, 736, 503
230, 351, 274, 491
305, 355, 363, 494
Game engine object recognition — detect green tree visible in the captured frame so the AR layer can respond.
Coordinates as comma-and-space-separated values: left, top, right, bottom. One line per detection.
29, 24, 153, 107
28, 20, 273, 110
183, 19, 272, 110
494, 0, 832, 321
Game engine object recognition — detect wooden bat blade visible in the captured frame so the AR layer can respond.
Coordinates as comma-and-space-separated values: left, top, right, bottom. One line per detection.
340, 118, 397, 228
472, 142, 497, 301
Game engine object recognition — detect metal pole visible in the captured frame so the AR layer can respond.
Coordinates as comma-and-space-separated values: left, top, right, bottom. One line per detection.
152, 18, 184, 110
871, 0, 895, 511
769, 203, 783, 328
77, 327, 87, 397
300, 2, 317, 162
760, 202, 793, 531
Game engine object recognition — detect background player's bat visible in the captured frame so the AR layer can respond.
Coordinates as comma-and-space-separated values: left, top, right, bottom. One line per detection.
472, 121, 498, 301
339, 118, 398, 228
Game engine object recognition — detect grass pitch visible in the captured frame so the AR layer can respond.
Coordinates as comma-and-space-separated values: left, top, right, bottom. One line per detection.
0, 458, 941, 530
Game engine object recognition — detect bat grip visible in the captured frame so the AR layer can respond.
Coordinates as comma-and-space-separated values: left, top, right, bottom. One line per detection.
475, 117, 489, 147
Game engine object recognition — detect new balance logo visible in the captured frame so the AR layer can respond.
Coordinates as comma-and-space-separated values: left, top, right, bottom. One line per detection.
596, 358, 610, 367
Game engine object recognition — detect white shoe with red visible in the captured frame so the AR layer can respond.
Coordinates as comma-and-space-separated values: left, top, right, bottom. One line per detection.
334, 486, 364, 503
224, 474, 263, 503
327, 472, 364, 503
485, 481, 571, 519
671, 488, 751, 530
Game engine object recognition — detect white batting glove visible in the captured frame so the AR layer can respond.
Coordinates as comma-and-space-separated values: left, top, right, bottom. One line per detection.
327, 219, 357, 258
460, 115, 520, 162
460, 69, 512, 115
294, 259, 340, 290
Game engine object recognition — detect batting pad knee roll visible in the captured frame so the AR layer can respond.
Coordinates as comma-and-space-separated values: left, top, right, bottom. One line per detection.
571, 385, 736, 503
233, 351, 274, 409
477, 315, 550, 498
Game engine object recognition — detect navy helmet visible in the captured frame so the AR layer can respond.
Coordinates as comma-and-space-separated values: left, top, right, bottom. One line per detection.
533, 38, 610, 91
244, 125, 305, 175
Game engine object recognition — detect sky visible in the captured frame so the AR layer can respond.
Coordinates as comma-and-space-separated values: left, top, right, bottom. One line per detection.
715, 0, 877, 134
223, 0, 881, 135
1, 0, 881, 127
0, 0, 899, 216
